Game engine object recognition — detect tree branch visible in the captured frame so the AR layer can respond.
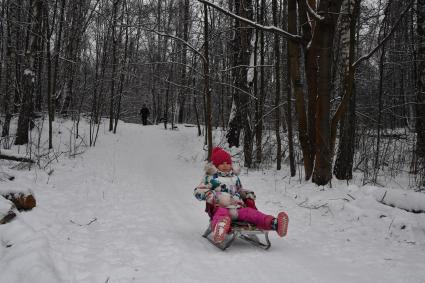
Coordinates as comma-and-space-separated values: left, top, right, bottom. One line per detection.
305, 0, 324, 21
0, 154, 34, 163
197, 0, 303, 43
352, 0, 414, 67
129, 26, 207, 64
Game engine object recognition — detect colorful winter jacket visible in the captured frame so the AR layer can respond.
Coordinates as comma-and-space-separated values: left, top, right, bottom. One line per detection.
194, 163, 256, 209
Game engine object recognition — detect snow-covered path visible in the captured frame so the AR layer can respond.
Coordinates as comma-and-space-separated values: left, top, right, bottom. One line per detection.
2, 123, 425, 283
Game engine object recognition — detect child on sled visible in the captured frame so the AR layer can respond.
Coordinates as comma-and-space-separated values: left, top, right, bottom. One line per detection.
194, 147, 289, 244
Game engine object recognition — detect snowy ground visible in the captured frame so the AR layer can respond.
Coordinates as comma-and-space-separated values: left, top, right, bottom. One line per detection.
1, 120, 425, 283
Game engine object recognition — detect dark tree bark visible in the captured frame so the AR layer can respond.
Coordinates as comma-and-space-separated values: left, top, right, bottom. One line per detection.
109, 0, 120, 131
288, 0, 312, 179
226, 0, 254, 167
113, 0, 129, 134
43, 0, 53, 149
415, 0, 425, 183
374, 26, 387, 180
177, 0, 190, 124
311, 0, 344, 185
255, 0, 266, 165
272, 0, 282, 170
193, 77, 202, 137
2, 0, 17, 141
15, 0, 43, 145
204, 3, 212, 160
334, 86, 356, 180
34, 0, 44, 112
52, 0, 66, 121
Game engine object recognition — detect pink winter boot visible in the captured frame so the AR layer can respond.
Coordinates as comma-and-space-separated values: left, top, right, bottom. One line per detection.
276, 211, 289, 237
213, 216, 231, 243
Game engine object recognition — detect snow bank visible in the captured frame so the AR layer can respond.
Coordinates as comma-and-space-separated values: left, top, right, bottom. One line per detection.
280, 182, 425, 245
0, 119, 424, 283
0, 180, 34, 197
368, 186, 425, 213
0, 217, 66, 283
0, 196, 13, 218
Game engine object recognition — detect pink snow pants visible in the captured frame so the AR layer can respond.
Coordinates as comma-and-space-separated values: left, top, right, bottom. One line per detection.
211, 207, 274, 230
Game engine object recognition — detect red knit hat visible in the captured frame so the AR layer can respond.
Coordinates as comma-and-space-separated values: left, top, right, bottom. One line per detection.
211, 147, 232, 167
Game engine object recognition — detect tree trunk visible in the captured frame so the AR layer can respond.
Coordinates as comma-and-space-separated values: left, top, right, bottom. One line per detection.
312, 22, 333, 185
1, 0, 17, 142
255, 0, 266, 165
43, 0, 53, 149
415, 0, 425, 184
226, 0, 253, 167
204, 3, 213, 160
312, 0, 343, 185
177, 0, 190, 124
193, 77, 202, 137
114, 0, 129, 134
61, 1, 82, 115
288, 0, 312, 179
273, 0, 282, 170
52, 0, 66, 121
109, 0, 120, 131
333, 0, 361, 180
374, 36, 386, 181
16, 0, 41, 145
164, 65, 173, 130
334, 85, 356, 180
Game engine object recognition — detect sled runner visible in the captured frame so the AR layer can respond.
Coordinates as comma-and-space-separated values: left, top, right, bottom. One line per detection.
202, 221, 271, 251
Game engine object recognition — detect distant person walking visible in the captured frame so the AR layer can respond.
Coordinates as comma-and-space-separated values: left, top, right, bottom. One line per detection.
140, 104, 150, 125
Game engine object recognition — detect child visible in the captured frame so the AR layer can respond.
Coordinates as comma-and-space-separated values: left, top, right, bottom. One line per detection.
194, 147, 289, 244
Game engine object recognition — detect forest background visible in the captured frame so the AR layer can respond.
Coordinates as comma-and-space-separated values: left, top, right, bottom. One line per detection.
0, 0, 424, 191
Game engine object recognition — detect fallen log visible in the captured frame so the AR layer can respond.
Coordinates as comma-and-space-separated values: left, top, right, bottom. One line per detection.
0, 210, 16, 224
0, 153, 34, 163
374, 189, 425, 214
2, 193, 36, 211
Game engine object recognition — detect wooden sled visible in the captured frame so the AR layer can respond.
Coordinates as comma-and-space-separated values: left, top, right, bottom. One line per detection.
202, 221, 271, 251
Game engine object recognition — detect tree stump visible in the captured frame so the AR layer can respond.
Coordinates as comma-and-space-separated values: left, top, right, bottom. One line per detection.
2, 192, 36, 211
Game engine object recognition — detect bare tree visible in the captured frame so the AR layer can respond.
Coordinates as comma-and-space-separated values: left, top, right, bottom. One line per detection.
15, 0, 43, 145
